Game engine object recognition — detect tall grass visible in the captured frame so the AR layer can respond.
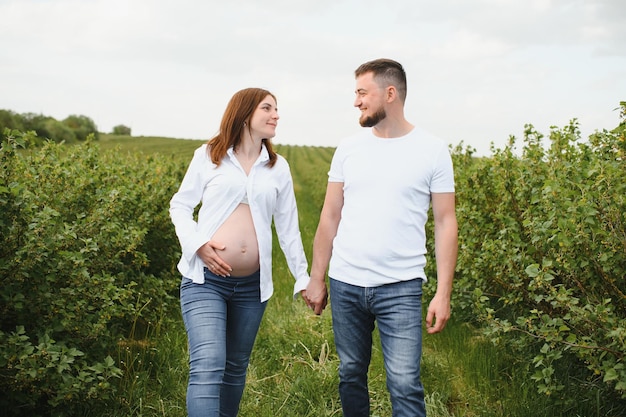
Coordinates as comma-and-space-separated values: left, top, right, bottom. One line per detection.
99, 135, 617, 416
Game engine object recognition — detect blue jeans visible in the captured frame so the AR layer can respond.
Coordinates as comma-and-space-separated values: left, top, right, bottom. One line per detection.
330, 278, 426, 417
180, 268, 267, 417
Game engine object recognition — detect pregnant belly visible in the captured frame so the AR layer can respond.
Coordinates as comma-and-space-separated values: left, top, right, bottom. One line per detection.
211, 204, 260, 277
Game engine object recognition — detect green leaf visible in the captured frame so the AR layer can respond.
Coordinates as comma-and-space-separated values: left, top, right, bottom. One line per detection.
604, 368, 618, 382
526, 264, 540, 278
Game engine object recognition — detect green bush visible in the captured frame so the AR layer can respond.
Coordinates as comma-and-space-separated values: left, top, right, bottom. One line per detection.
0, 109, 25, 133
111, 125, 132, 136
62, 114, 99, 141
450, 103, 626, 407
0, 130, 182, 415
44, 118, 78, 143
0, 111, 99, 145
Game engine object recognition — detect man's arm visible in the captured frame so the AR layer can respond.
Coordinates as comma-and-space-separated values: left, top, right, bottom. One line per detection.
303, 182, 344, 315
426, 192, 458, 334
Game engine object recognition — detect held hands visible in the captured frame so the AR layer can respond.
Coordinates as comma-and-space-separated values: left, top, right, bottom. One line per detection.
197, 240, 232, 277
302, 279, 328, 315
425, 292, 451, 334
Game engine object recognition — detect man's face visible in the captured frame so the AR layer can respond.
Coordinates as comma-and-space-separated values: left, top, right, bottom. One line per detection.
354, 72, 387, 127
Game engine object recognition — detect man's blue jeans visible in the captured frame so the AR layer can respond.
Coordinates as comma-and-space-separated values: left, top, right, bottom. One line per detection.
180, 268, 267, 417
330, 277, 426, 417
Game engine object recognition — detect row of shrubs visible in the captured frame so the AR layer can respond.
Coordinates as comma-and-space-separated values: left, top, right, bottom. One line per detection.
0, 109, 133, 146
0, 130, 183, 415
439, 102, 626, 409
0, 110, 101, 145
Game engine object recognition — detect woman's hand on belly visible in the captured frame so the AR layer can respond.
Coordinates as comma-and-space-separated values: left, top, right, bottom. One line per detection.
217, 242, 260, 277
197, 240, 233, 277
210, 204, 260, 277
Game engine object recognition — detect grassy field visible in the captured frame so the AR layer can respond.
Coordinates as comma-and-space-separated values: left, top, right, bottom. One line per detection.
97, 134, 611, 417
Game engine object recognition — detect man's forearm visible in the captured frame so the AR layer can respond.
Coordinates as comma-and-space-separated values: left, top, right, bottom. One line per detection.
434, 219, 458, 297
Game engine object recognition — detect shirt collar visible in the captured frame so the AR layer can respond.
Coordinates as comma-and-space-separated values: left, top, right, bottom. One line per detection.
226, 143, 270, 163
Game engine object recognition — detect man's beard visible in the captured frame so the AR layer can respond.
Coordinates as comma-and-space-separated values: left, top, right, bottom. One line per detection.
359, 107, 386, 127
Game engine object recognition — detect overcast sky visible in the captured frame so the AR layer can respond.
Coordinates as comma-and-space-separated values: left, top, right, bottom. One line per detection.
1, 0, 624, 155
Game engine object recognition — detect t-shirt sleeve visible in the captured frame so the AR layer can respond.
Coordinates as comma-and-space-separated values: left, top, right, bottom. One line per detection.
328, 144, 345, 183
430, 145, 455, 193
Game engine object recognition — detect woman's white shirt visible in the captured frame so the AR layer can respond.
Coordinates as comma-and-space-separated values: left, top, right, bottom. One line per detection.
169, 144, 310, 302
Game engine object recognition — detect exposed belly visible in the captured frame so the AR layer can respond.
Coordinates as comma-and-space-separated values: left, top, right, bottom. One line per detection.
211, 203, 260, 277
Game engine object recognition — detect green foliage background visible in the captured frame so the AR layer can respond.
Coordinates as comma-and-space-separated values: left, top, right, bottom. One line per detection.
1, 102, 625, 416
0, 110, 99, 145
0, 131, 182, 414
450, 110, 626, 404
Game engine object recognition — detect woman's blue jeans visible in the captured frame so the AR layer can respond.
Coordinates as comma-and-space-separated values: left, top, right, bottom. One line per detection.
180, 268, 267, 417
330, 277, 426, 417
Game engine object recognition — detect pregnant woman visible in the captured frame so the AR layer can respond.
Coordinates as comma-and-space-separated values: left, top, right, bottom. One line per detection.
169, 87, 310, 417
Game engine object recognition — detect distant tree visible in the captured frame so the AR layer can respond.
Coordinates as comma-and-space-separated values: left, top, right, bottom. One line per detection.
112, 124, 132, 135
0, 109, 24, 133
43, 118, 77, 143
21, 113, 53, 139
1, 112, 45, 147
62, 114, 99, 141
2, 111, 103, 145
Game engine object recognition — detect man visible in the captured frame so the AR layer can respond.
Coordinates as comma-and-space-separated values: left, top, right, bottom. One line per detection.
303, 58, 458, 417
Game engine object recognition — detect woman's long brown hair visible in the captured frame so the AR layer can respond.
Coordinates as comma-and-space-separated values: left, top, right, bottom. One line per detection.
207, 88, 277, 167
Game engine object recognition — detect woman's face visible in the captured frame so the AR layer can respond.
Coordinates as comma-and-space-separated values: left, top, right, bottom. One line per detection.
248, 94, 279, 139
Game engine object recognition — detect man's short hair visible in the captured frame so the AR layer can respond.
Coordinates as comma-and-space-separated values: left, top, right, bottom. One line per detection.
355, 58, 407, 102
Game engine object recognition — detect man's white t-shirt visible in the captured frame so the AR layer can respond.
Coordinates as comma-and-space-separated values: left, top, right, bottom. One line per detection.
328, 127, 455, 287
